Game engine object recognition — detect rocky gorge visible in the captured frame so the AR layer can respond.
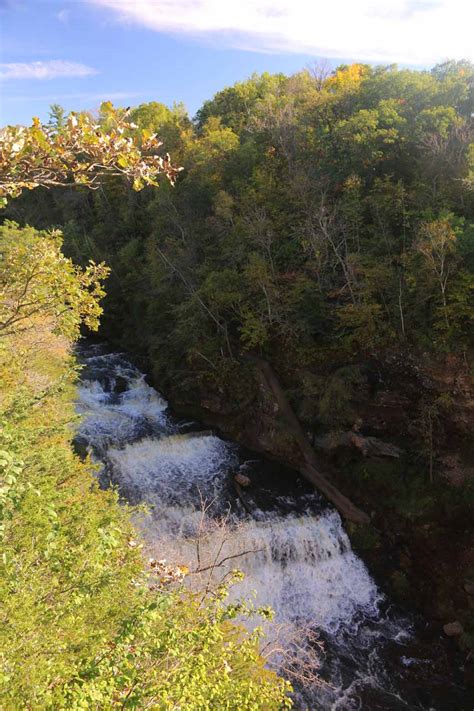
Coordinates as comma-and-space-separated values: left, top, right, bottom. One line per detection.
130, 341, 474, 692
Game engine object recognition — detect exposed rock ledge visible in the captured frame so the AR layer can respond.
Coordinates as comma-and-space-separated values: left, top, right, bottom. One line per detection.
313, 431, 403, 458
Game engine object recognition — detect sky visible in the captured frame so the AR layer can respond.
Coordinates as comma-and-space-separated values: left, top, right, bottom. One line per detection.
1, 0, 473, 126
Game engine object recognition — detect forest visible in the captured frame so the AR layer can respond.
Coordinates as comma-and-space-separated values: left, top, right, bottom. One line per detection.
1, 59, 474, 706
8, 62, 473, 384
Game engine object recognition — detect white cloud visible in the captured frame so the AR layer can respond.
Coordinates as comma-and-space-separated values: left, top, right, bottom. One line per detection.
87, 0, 474, 64
0, 60, 98, 80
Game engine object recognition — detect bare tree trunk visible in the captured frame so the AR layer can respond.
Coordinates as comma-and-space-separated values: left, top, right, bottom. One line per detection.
313, 200, 357, 304
440, 280, 449, 329
428, 412, 434, 485
398, 275, 406, 337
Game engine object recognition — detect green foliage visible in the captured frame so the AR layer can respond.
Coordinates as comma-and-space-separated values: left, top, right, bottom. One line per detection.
129, 101, 192, 159
317, 366, 366, 427
347, 523, 381, 553
47, 103, 66, 130
0, 221, 109, 338
195, 73, 287, 133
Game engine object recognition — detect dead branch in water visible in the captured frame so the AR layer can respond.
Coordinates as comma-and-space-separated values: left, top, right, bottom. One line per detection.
262, 624, 328, 691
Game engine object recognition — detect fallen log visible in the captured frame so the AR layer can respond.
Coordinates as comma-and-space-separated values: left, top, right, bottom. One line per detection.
248, 355, 370, 525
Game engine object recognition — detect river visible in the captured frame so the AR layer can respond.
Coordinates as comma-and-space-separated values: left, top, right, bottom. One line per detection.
75, 343, 470, 710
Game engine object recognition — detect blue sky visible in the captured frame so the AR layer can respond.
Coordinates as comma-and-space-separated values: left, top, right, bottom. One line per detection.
1, 0, 472, 126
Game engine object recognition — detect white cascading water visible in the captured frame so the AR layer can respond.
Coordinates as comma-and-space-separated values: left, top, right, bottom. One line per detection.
75, 345, 457, 710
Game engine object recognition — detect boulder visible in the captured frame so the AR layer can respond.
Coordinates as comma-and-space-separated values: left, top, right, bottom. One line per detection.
443, 621, 464, 637
463, 582, 474, 596
234, 472, 251, 487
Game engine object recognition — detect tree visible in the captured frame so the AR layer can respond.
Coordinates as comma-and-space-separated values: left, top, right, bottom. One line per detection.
47, 103, 66, 130
0, 221, 109, 338
0, 104, 181, 206
129, 101, 191, 156
415, 217, 458, 328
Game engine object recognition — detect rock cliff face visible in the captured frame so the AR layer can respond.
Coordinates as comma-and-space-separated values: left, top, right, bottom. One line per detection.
165, 350, 474, 491
157, 348, 474, 671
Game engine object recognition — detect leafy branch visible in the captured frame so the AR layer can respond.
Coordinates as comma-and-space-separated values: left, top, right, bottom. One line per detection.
0, 105, 182, 206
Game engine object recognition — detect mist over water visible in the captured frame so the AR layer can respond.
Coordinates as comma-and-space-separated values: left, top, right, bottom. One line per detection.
75, 344, 467, 709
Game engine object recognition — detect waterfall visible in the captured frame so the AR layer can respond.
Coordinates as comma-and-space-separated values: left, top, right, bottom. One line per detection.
75, 345, 461, 710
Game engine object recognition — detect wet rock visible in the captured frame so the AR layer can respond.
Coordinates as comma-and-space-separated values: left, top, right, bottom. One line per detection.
114, 376, 129, 394
185, 430, 214, 439
313, 431, 403, 458
443, 621, 464, 637
235, 472, 251, 487
72, 436, 89, 460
